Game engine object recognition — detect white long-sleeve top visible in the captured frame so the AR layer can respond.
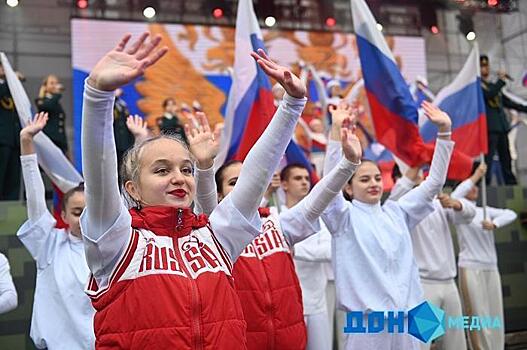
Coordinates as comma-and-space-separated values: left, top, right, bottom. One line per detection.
321, 138, 454, 313
0, 253, 17, 314
17, 154, 95, 350
292, 219, 332, 315
390, 176, 476, 281
80, 81, 307, 287
451, 179, 518, 270
194, 146, 359, 316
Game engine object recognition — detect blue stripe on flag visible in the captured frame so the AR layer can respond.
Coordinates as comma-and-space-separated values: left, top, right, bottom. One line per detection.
421, 79, 485, 142
356, 35, 418, 125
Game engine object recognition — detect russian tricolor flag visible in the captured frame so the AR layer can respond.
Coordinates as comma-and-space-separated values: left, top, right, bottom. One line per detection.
421, 44, 487, 158
216, 0, 318, 182
352, 0, 428, 167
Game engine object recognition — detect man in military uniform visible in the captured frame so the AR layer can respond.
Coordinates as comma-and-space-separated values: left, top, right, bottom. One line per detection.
480, 55, 527, 185
0, 63, 22, 200
157, 97, 187, 143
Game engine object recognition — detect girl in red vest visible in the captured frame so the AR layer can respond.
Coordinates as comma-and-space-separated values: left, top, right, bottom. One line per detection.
188, 116, 362, 348
80, 32, 309, 349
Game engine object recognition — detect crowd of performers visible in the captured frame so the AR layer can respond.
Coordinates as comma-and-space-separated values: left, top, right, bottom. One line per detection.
0, 32, 519, 350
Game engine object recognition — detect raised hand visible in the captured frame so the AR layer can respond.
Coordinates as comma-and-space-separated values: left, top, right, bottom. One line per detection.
20, 112, 48, 155
421, 101, 451, 132
250, 49, 306, 99
126, 114, 149, 143
329, 101, 358, 140
184, 112, 221, 169
340, 117, 362, 164
87, 33, 168, 91
21, 112, 48, 139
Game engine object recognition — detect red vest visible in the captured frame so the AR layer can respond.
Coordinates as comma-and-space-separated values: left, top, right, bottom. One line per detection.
86, 207, 247, 350
232, 208, 307, 350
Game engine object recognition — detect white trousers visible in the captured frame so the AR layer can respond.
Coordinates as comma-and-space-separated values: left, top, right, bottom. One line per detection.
420, 279, 467, 350
326, 280, 346, 350
458, 268, 504, 350
305, 312, 332, 350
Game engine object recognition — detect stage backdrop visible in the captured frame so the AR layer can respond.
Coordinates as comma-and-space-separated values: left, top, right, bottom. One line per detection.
71, 18, 427, 170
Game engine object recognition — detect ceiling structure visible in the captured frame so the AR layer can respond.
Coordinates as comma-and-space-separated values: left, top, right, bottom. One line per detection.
58, 0, 519, 35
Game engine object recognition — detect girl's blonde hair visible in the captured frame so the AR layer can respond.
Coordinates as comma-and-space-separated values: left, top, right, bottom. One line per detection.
38, 74, 58, 98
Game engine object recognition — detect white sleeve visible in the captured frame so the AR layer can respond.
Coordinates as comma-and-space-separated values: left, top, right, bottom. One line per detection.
446, 198, 476, 225
20, 154, 50, 222
0, 254, 17, 314
194, 165, 218, 215
212, 93, 306, 261
397, 139, 454, 229
280, 157, 358, 246
209, 195, 261, 263
388, 176, 415, 201
16, 211, 57, 269
293, 227, 332, 262
81, 81, 132, 281
488, 207, 517, 228
320, 140, 351, 235
451, 179, 474, 200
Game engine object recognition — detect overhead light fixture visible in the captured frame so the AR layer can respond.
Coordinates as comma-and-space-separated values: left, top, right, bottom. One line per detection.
6, 0, 19, 7
265, 16, 276, 27
466, 31, 476, 41
143, 6, 156, 19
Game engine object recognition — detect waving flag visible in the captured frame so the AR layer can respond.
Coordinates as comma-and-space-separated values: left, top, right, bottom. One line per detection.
352, 0, 428, 167
1, 53, 83, 226
421, 45, 487, 157
215, 0, 318, 181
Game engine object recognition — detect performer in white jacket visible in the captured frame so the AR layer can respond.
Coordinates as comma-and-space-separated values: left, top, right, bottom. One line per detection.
451, 162, 517, 350
17, 112, 95, 350
389, 168, 476, 350
322, 101, 455, 349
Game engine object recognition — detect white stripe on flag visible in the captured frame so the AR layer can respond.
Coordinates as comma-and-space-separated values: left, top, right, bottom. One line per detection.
215, 0, 262, 169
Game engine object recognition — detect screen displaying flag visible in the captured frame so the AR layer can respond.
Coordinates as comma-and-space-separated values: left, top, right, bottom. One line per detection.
215, 0, 318, 182
352, 0, 428, 167
421, 44, 487, 157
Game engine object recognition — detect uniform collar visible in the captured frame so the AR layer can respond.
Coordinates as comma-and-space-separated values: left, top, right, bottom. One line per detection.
130, 206, 208, 237
352, 199, 382, 213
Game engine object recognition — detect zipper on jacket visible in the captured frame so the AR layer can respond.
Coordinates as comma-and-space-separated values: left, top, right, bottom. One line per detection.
172, 215, 203, 350
176, 208, 184, 231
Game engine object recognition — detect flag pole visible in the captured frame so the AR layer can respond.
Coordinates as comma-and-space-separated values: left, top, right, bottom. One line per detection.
480, 153, 487, 220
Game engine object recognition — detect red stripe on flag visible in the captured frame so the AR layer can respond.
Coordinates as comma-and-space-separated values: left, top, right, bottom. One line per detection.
366, 91, 428, 166
451, 113, 488, 157
233, 89, 275, 161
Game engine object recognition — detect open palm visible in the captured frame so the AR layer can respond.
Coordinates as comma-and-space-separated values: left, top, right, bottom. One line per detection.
21, 112, 48, 138
88, 33, 168, 91
185, 112, 221, 168
330, 101, 357, 128
421, 101, 451, 129
341, 118, 362, 164
251, 49, 306, 99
